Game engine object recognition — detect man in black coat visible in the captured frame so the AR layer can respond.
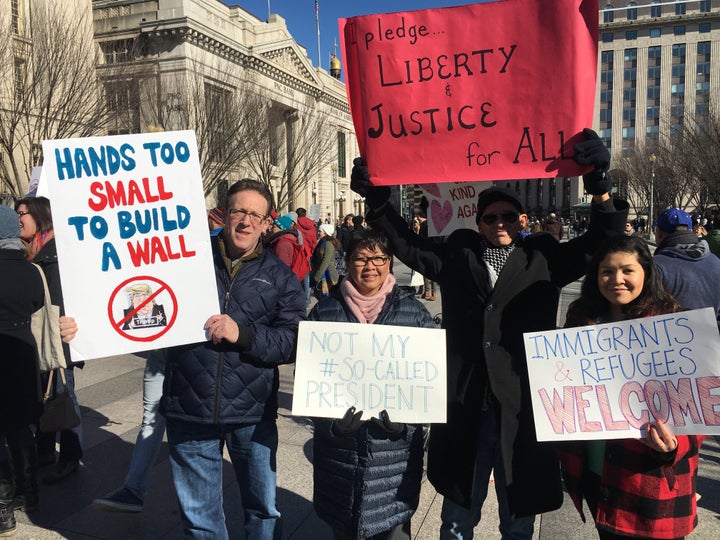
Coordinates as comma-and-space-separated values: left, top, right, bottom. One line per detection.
351, 130, 629, 539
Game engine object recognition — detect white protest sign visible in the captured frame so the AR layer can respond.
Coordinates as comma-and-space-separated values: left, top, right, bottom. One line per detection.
42, 131, 220, 362
418, 182, 491, 237
308, 203, 321, 223
27, 166, 44, 197
292, 320, 447, 423
524, 308, 720, 441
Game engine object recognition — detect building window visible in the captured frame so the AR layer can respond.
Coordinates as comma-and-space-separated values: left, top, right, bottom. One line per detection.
699, 0, 711, 13
675, 1, 686, 16
627, 2, 638, 20
651, 0, 662, 18
699, 22, 711, 33
337, 131, 346, 178
14, 59, 24, 103
11, 0, 23, 34
626, 30, 637, 40
650, 28, 661, 38
603, 4, 615, 23
602, 32, 614, 42
100, 40, 134, 64
674, 25, 686, 35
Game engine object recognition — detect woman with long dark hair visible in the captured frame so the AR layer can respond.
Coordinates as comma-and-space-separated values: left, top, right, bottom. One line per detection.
561, 235, 703, 540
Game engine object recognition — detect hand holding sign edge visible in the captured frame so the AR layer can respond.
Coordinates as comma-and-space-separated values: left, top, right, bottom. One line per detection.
351, 157, 390, 210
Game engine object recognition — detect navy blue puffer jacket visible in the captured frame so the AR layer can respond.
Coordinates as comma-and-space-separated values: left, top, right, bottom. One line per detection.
309, 283, 434, 538
161, 237, 305, 425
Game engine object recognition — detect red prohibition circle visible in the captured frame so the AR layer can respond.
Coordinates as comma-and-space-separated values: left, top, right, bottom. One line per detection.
108, 275, 179, 342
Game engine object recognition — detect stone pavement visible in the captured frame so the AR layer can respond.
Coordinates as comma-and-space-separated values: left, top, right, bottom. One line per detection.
12, 260, 720, 539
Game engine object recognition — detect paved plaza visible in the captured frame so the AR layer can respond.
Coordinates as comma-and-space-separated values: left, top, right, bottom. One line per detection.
12, 261, 720, 539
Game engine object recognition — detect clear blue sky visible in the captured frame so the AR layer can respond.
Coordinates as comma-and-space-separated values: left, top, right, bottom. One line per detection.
231, 1, 483, 71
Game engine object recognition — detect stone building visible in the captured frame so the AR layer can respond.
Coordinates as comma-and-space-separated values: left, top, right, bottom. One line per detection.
92, 0, 359, 220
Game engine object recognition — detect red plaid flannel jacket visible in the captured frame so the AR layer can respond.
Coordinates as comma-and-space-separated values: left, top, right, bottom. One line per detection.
559, 435, 704, 539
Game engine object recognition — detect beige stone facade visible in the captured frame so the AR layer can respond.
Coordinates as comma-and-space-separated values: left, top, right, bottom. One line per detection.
92, 0, 359, 220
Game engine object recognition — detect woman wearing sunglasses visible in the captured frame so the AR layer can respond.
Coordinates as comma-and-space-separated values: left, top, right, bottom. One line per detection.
351, 128, 630, 539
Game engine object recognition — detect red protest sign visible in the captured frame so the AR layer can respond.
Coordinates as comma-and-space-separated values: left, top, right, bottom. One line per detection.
340, 0, 599, 186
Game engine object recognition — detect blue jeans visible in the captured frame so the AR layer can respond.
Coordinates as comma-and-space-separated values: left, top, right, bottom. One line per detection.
440, 406, 535, 540
302, 273, 310, 306
36, 368, 83, 462
167, 418, 281, 540
124, 353, 166, 499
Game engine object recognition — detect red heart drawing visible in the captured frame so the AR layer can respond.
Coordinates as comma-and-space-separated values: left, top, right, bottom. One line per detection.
430, 199, 453, 235
422, 183, 441, 198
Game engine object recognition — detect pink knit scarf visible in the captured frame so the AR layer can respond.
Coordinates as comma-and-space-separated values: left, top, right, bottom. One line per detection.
340, 273, 396, 324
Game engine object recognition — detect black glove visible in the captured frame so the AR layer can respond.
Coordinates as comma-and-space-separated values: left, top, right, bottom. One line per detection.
331, 406, 364, 435
573, 128, 612, 195
350, 157, 390, 209
371, 409, 405, 434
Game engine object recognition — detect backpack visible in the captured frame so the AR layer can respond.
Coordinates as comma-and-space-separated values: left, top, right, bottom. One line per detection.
290, 239, 312, 281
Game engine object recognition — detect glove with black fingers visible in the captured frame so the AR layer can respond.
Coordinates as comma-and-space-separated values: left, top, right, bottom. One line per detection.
331, 406, 365, 435
573, 128, 613, 196
350, 157, 391, 209
371, 409, 405, 434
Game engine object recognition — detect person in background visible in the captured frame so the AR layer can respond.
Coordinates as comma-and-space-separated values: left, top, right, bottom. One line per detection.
653, 208, 720, 324
337, 214, 355, 254
207, 207, 225, 234
160, 179, 305, 539
266, 214, 299, 271
560, 234, 703, 540
310, 224, 341, 300
416, 210, 438, 301
623, 221, 636, 236
309, 229, 433, 540
351, 128, 628, 539
294, 208, 317, 306
543, 212, 563, 241
15, 196, 83, 486
91, 351, 165, 513
0, 204, 44, 534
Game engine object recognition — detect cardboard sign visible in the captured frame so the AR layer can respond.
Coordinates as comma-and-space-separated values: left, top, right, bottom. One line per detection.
340, 0, 598, 185
418, 181, 489, 237
524, 308, 720, 441
292, 321, 447, 423
42, 131, 220, 362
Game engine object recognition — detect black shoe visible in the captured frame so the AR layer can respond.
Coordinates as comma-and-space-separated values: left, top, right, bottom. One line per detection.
42, 460, 79, 485
93, 487, 143, 513
0, 502, 15, 537
10, 446, 38, 513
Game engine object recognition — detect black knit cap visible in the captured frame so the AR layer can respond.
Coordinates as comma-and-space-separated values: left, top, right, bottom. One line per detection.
476, 187, 523, 224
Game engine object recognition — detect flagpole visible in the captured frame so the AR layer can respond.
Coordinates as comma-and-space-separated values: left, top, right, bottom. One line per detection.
315, 0, 321, 69
267, 1, 271, 21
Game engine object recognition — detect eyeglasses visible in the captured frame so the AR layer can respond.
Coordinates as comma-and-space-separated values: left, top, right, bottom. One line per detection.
480, 211, 519, 225
350, 255, 390, 267
227, 208, 267, 226
17, 211, 31, 217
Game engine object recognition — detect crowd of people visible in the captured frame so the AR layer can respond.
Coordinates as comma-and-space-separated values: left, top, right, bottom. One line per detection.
1, 127, 717, 540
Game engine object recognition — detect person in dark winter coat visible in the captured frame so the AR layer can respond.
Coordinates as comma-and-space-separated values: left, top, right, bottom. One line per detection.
560, 234, 703, 540
15, 196, 83, 487
350, 129, 629, 539
0, 204, 44, 535
309, 228, 434, 540
653, 207, 720, 324
160, 179, 306, 539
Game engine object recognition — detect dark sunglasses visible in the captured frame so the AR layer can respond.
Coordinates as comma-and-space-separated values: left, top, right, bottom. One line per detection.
480, 211, 519, 225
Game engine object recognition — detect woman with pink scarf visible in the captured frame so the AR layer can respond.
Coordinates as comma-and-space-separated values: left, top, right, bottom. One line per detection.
309, 228, 434, 540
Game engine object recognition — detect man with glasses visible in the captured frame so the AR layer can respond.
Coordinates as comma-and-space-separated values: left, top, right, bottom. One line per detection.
351, 129, 629, 539
160, 178, 305, 539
